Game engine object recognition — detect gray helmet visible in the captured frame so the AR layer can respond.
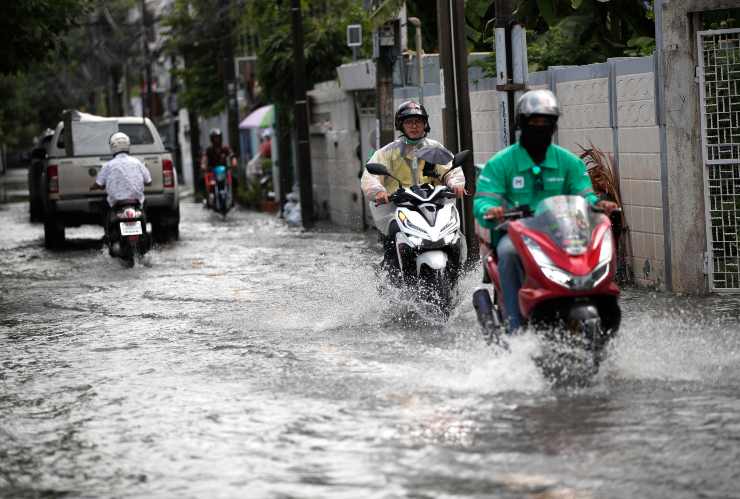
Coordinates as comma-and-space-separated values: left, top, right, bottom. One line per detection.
515, 89, 560, 127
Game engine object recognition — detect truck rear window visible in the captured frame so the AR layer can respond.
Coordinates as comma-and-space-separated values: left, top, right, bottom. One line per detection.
119, 124, 154, 145
54, 122, 156, 155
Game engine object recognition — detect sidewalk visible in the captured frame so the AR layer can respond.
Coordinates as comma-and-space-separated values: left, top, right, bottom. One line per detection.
0, 167, 28, 203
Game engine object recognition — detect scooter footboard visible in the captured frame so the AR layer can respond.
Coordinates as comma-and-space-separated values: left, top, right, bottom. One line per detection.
416, 250, 448, 274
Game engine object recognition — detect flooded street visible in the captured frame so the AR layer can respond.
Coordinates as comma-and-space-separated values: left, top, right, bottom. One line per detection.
1, 200, 739, 498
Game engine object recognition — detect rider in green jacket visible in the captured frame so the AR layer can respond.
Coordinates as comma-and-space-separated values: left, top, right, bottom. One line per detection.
474, 89, 617, 332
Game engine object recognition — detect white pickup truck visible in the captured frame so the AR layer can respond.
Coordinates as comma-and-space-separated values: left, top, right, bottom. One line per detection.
41, 111, 180, 248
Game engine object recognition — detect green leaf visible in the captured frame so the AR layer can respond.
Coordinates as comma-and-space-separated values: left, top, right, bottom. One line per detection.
536, 0, 558, 27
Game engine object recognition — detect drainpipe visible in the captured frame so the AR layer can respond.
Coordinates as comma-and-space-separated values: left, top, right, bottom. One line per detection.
408, 17, 423, 106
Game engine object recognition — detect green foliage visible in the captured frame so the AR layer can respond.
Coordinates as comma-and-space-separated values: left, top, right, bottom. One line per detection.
0, 0, 92, 75
245, 0, 370, 110
466, 0, 656, 76
521, 0, 655, 70
703, 8, 740, 30
164, 0, 370, 116
163, 0, 228, 117
368, 0, 405, 28
0, 0, 139, 149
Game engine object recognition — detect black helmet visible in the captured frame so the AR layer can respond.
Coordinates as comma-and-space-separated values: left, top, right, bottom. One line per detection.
395, 100, 430, 135
209, 128, 223, 138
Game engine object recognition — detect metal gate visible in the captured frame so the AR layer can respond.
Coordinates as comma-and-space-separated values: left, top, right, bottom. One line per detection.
698, 28, 740, 291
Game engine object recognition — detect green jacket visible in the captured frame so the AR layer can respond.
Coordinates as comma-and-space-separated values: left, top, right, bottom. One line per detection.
474, 143, 598, 234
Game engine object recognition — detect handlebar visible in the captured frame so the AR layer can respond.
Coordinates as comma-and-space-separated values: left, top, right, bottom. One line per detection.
386, 185, 456, 205
489, 205, 532, 231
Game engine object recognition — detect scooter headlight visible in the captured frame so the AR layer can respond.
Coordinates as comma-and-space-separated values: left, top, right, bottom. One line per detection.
522, 235, 554, 267
440, 211, 458, 235
541, 265, 573, 287
398, 211, 429, 236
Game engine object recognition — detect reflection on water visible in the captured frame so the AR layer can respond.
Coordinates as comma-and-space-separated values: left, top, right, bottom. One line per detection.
0, 201, 738, 498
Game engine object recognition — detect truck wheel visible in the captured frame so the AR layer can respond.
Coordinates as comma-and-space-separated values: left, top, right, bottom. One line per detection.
152, 220, 179, 243
30, 198, 43, 223
43, 217, 65, 249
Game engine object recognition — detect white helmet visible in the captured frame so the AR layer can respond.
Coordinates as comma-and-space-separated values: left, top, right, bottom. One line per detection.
515, 89, 560, 127
109, 132, 131, 154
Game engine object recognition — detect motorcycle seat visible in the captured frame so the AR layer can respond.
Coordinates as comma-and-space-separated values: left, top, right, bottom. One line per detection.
112, 199, 141, 208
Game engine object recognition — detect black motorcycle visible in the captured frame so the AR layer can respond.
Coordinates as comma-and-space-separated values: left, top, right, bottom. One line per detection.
107, 199, 151, 267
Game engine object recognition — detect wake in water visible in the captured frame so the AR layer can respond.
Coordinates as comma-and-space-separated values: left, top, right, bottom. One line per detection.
602, 305, 740, 384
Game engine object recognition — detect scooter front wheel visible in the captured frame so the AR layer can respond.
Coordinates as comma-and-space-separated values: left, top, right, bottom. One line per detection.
420, 267, 452, 317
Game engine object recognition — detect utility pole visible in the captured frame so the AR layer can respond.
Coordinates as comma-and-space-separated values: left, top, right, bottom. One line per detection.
220, 0, 240, 190
407, 17, 423, 106
290, 0, 314, 229
368, 0, 400, 150
495, 0, 515, 146
140, 0, 152, 118
374, 20, 398, 149
437, 0, 478, 263
494, 0, 527, 147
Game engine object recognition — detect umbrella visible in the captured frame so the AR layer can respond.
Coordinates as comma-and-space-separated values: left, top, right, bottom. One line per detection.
239, 104, 274, 129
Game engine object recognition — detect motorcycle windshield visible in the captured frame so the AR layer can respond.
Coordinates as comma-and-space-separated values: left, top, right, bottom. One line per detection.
520, 195, 603, 255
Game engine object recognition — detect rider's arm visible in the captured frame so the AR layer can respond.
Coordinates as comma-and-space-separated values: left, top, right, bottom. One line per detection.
441, 165, 465, 189
360, 149, 387, 199
226, 146, 237, 168
565, 153, 599, 205
474, 157, 508, 229
140, 162, 152, 186
91, 164, 109, 190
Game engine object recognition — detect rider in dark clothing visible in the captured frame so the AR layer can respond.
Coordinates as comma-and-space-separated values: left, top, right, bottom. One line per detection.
201, 128, 236, 171
200, 128, 237, 205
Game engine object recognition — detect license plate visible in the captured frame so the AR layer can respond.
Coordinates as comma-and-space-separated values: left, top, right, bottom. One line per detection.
120, 221, 142, 236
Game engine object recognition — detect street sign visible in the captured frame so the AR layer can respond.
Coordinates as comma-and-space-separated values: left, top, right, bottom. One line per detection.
347, 24, 362, 47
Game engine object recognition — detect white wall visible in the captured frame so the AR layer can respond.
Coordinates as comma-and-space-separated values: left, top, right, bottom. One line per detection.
308, 56, 667, 289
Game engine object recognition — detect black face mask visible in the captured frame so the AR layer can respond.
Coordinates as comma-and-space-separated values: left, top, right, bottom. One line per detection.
520, 122, 555, 162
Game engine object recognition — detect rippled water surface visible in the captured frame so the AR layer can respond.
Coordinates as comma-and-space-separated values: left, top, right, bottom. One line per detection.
1, 200, 739, 498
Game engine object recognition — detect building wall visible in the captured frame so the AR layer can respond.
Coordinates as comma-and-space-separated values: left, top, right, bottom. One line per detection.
616, 71, 664, 287
308, 81, 366, 230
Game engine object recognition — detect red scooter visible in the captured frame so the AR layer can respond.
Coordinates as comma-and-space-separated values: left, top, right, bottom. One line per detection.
473, 195, 621, 376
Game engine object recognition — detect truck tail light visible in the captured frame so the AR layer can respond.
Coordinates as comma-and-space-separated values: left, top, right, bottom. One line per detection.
48, 164, 59, 193
163, 159, 174, 188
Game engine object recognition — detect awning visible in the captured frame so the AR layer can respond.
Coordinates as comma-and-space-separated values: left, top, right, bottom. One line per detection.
239, 104, 274, 129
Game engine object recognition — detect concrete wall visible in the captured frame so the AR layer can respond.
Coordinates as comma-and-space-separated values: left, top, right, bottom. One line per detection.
307, 81, 366, 230
312, 55, 669, 287
616, 69, 664, 287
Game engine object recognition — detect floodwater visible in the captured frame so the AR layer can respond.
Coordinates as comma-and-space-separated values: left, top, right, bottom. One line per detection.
1, 200, 739, 499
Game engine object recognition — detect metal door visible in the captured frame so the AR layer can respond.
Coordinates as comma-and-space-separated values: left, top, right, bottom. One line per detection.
698, 28, 740, 290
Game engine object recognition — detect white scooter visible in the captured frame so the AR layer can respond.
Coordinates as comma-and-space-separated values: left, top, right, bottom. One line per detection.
366, 149, 471, 315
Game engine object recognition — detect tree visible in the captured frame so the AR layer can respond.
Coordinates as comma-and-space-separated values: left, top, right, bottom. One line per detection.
244, 0, 370, 111
520, 0, 655, 71
406, 0, 655, 74
0, 0, 144, 150
163, 0, 228, 118
0, 0, 92, 75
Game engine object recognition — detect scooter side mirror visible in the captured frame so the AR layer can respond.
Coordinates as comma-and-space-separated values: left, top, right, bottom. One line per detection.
365, 163, 390, 176
453, 149, 472, 167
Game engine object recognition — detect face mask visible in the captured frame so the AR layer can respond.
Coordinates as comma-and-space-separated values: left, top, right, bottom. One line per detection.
520, 122, 555, 160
